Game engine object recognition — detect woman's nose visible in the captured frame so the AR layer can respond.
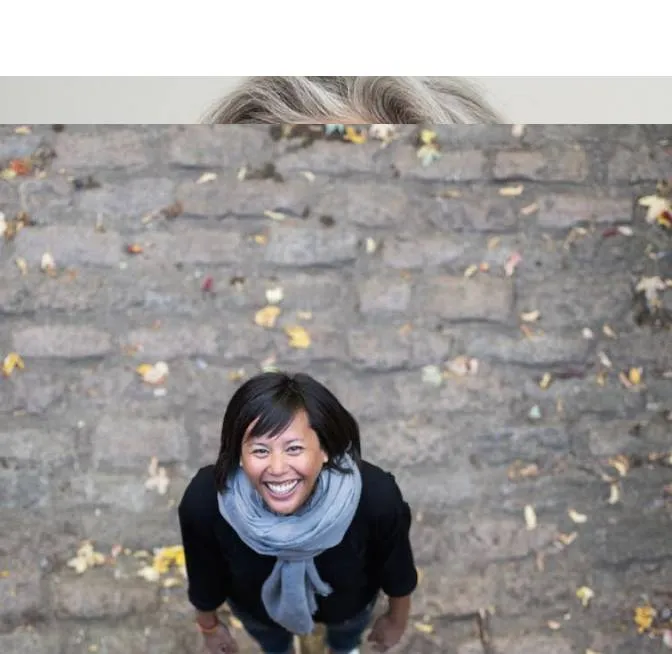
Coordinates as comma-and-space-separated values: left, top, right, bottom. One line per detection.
268, 451, 287, 475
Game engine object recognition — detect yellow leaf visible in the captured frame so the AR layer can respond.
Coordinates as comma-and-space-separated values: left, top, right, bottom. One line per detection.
253, 233, 268, 245
539, 372, 552, 390
15, 257, 28, 275
365, 237, 378, 254
137, 566, 160, 582
228, 368, 246, 382
2, 352, 25, 377
162, 577, 183, 588
414, 622, 434, 634
628, 367, 642, 385
524, 504, 537, 530
0, 168, 17, 180
568, 509, 587, 524
608, 483, 620, 505
608, 455, 629, 477
547, 620, 561, 630
419, 129, 437, 145
520, 202, 539, 216
634, 604, 656, 633
14, 126, 32, 135
301, 171, 316, 183
499, 185, 524, 197
40, 252, 55, 272
638, 194, 671, 224
265, 287, 284, 305
255, 305, 281, 328
136, 361, 169, 385
344, 127, 367, 144
464, 264, 478, 278
285, 325, 311, 349
557, 531, 578, 546
576, 586, 594, 607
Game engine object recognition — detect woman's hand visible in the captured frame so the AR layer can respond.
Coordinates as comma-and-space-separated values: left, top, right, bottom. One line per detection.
367, 611, 406, 652
202, 622, 239, 654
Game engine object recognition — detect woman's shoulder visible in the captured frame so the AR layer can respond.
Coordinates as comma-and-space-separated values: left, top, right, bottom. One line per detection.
358, 459, 407, 517
178, 464, 219, 521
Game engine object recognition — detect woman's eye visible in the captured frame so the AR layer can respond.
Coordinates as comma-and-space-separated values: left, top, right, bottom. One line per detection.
287, 446, 303, 453
252, 449, 268, 456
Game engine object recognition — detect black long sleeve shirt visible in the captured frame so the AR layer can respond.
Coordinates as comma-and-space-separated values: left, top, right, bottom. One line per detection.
178, 459, 418, 626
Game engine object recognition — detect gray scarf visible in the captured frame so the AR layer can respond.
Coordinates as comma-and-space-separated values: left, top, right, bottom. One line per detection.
217, 454, 362, 635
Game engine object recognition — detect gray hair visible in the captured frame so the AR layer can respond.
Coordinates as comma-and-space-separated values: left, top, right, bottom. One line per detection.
203, 76, 502, 124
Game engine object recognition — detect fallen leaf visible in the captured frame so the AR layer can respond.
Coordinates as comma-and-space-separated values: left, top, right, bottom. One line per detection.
438, 189, 461, 199
196, 172, 217, 184
413, 622, 434, 634
253, 233, 268, 245
608, 455, 630, 477
499, 185, 524, 197
254, 305, 281, 328
40, 252, 55, 272
539, 372, 553, 390
663, 629, 672, 648
617, 226, 633, 236
421, 365, 443, 387
285, 325, 311, 349
598, 351, 612, 368
296, 310, 312, 321
265, 287, 284, 305
136, 361, 169, 385
568, 509, 588, 524
508, 462, 540, 481
524, 504, 537, 530
2, 352, 25, 377
608, 483, 620, 504
638, 194, 671, 224
586, 649, 602, 654
263, 210, 286, 221
634, 604, 656, 633
504, 252, 522, 277
619, 371, 634, 389
126, 243, 143, 255
417, 143, 441, 166
10, 159, 32, 176
228, 368, 246, 382
602, 324, 617, 339
301, 171, 316, 183
628, 367, 642, 385
576, 586, 594, 607
547, 620, 561, 630
67, 541, 107, 574
137, 566, 161, 582
369, 124, 396, 142
582, 328, 594, 339
596, 371, 607, 386
527, 405, 542, 421
260, 355, 279, 373
419, 129, 437, 145
145, 456, 170, 495
0, 212, 6, 237
201, 276, 214, 292
479, 262, 490, 272
365, 237, 378, 254
14, 125, 32, 134
15, 257, 28, 275
464, 264, 478, 278
557, 532, 578, 546
445, 355, 479, 377
520, 202, 539, 216
343, 126, 367, 144
521, 310, 541, 323
636, 276, 666, 307
487, 236, 501, 250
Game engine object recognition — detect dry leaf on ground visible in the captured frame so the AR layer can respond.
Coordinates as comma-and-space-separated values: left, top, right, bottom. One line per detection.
445, 355, 479, 377
67, 541, 106, 574
2, 352, 25, 377
568, 509, 588, 524
499, 185, 524, 197
196, 172, 217, 184
145, 456, 170, 495
255, 305, 281, 328
634, 604, 656, 633
576, 586, 594, 607
136, 361, 169, 385
504, 252, 522, 276
285, 325, 311, 349
265, 287, 284, 305
524, 505, 537, 530
421, 365, 443, 386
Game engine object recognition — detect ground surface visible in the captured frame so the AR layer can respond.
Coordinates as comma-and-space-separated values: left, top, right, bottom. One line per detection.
0, 124, 671, 653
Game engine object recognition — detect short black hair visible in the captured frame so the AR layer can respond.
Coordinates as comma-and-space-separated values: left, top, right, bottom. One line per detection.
213, 371, 361, 491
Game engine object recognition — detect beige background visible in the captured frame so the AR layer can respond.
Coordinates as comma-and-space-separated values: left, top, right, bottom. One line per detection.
1, 76, 671, 124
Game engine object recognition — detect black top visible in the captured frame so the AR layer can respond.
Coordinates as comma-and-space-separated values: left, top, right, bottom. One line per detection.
178, 460, 418, 626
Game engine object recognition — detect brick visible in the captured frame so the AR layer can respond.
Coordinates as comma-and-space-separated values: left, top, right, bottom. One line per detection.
0, 369, 69, 415
416, 566, 497, 616
122, 324, 219, 359
13, 225, 124, 267
415, 276, 514, 323
75, 177, 177, 223
61, 625, 185, 654
0, 631, 61, 654
464, 332, 591, 366
168, 125, 274, 169
134, 227, 245, 265
264, 225, 358, 267
0, 564, 44, 629
51, 572, 160, 618
346, 326, 453, 371
430, 193, 519, 232
0, 427, 76, 467
537, 194, 632, 228
358, 276, 412, 316
178, 176, 314, 218
494, 147, 589, 182
460, 634, 573, 654
472, 424, 570, 466
592, 514, 672, 565
12, 325, 112, 358
18, 176, 73, 214
608, 144, 672, 183
92, 415, 188, 470
386, 147, 486, 182
382, 234, 470, 270
54, 128, 156, 169
517, 274, 632, 328
312, 181, 422, 228
275, 140, 388, 176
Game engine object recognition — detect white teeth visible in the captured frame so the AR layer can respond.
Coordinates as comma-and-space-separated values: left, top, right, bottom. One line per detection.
266, 481, 299, 495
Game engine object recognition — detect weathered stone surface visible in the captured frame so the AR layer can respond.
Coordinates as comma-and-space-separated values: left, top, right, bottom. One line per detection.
493, 147, 589, 182
12, 325, 112, 358
387, 148, 487, 181
263, 225, 358, 267
121, 324, 219, 359
430, 192, 519, 232
537, 194, 632, 228
608, 144, 672, 183
55, 129, 157, 169
357, 276, 412, 316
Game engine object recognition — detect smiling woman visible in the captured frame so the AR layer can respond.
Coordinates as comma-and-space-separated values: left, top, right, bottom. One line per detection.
178, 371, 418, 654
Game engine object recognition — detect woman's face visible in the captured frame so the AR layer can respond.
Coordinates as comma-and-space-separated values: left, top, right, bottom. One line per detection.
240, 409, 328, 515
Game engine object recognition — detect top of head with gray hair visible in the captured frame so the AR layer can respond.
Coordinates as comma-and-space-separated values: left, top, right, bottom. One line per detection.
202, 76, 502, 125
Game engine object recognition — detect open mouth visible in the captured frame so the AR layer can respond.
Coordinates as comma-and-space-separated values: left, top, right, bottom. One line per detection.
263, 480, 301, 499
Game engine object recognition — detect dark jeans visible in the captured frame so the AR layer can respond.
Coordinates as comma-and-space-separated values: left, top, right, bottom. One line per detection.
227, 598, 377, 654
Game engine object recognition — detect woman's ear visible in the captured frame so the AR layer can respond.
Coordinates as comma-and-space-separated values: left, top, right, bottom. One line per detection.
322, 451, 329, 464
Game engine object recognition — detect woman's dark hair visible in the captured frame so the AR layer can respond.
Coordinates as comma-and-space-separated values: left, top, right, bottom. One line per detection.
213, 371, 362, 490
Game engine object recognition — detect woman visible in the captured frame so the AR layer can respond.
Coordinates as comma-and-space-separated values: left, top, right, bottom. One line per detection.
203, 75, 501, 124
178, 371, 418, 654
